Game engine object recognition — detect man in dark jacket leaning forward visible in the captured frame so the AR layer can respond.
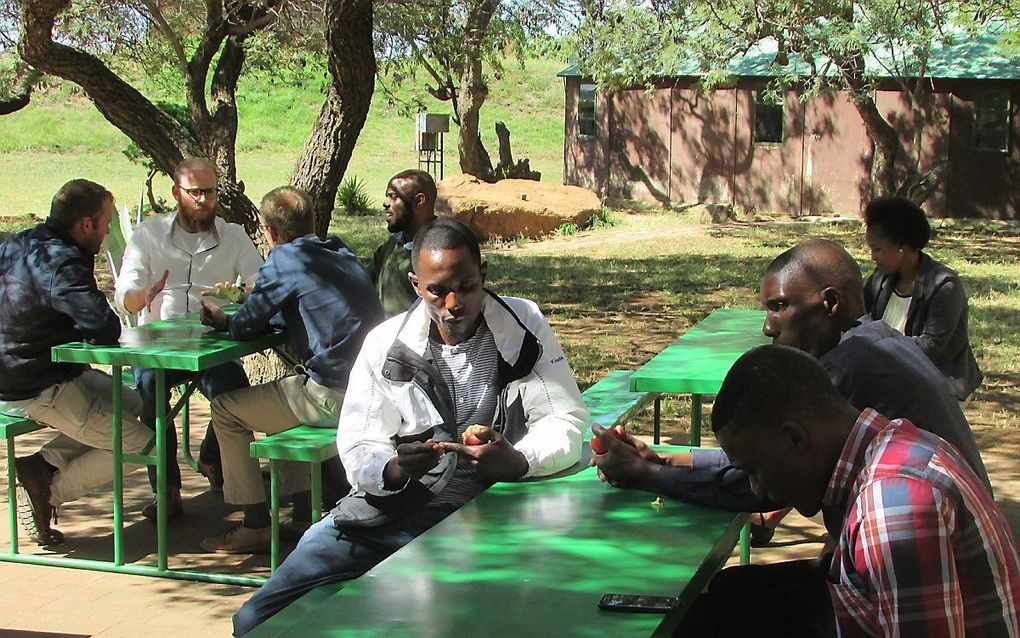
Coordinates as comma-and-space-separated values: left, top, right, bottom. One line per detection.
0, 179, 153, 545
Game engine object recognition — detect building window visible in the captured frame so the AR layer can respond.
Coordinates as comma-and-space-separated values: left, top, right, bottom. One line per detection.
754, 91, 784, 144
578, 83, 597, 138
974, 90, 1010, 153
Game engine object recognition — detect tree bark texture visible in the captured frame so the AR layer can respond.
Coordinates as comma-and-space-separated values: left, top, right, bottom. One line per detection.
456, 0, 499, 180
290, 0, 376, 238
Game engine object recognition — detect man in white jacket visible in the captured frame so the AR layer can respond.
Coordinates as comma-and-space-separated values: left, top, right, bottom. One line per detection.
115, 157, 263, 520
232, 217, 588, 636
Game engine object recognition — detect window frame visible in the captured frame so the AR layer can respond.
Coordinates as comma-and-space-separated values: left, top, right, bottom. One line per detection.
973, 89, 1011, 154
577, 82, 597, 140
753, 89, 786, 146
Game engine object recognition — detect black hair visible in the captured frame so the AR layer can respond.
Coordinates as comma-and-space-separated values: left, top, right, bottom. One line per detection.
712, 344, 844, 436
763, 239, 864, 300
864, 197, 930, 251
389, 169, 437, 208
411, 217, 481, 272
49, 179, 113, 230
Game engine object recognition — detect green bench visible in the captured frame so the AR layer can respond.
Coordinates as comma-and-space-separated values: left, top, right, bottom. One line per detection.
1, 413, 46, 554
583, 369, 659, 439
249, 426, 338, 571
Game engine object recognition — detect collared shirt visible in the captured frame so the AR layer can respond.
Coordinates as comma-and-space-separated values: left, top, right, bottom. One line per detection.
824, 409, 1020, 638
115, 211, 263, 324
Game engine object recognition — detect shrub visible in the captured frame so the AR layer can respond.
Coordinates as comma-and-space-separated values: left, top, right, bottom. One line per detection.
337, 175, 372, 215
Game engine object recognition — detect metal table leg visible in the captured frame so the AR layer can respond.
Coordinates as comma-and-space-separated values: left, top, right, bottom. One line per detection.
690, 394, 702, 447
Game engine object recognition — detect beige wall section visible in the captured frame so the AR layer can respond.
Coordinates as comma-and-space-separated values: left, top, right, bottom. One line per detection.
607, 88, 673, 202
670, 84, 736, 206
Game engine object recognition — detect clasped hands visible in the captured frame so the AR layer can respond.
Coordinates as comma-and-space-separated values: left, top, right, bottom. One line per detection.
383, 426, 528, 489
589, 423, 666, 491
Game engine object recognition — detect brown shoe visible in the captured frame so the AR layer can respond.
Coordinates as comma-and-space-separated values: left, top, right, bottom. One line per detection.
197, 459, 224, 493
201, 523, 271, 554
15, 453, 63, 546
141, 487, 184, 523
280, 518, 312, 543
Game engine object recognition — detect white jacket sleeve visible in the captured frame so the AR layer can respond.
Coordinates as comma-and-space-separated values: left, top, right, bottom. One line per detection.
336, 327, 410, 496
512, 307, 588, 478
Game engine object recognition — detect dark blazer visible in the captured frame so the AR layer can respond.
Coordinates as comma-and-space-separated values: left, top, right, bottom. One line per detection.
0, 222, 122, 400
864, 252, 983, 399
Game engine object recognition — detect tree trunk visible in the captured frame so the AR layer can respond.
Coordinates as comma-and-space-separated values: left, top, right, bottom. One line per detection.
456, 0, 499, 180
495, 121, 514, 167
0, 65, 41, 115
291, 0, 376, 238
847, 90, 899, 198
19, 0, 261, 235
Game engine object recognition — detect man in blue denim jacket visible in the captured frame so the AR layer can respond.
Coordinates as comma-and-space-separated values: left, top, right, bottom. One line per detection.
197, 186, 383, 553
0, 179, 153, 545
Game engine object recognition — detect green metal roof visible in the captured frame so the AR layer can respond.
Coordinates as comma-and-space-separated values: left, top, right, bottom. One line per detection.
558, 25, 1020, 81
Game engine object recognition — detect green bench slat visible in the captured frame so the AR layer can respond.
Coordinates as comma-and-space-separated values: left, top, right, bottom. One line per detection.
249, 426, 338, 463
582, 369, 658, 428
0, 414, 45, 438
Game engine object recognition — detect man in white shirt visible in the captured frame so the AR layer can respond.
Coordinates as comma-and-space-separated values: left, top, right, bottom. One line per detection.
115, 157, 263, 520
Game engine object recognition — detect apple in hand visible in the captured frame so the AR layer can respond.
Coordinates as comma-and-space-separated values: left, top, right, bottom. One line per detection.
461, 424, 492, 446
590, 424, 626, 454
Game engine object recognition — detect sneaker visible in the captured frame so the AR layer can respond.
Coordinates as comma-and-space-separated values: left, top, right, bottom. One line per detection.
197, 459, 224, 493
200, 523, 271, 554
14, 454, 64, 546
141, 487, 184, 523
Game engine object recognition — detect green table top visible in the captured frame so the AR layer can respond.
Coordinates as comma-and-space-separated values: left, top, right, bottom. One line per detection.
251, 458, 745, 638
630, 308, 769, 395
51, 313, 287, 371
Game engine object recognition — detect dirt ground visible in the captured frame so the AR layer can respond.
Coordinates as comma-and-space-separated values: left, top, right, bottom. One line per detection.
0, 216, 1016, 636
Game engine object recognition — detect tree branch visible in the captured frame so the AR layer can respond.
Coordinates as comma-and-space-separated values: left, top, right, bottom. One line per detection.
19, 0, 200, 172
0, 65, 42, 116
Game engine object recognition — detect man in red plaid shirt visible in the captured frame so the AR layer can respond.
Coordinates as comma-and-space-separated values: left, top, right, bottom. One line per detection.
688, 344, 1020, 638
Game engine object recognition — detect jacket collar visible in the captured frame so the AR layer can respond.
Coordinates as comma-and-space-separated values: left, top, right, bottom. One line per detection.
390, 290, 541, 379
41, 220, 94, 266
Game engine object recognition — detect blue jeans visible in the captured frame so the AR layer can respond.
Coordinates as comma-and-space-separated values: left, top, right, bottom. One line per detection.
233, 505, 456, 636
133, 361, 249, 490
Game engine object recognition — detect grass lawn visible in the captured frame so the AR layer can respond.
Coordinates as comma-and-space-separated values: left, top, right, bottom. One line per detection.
0, 58, 566, 218
301, 209, 1020, 454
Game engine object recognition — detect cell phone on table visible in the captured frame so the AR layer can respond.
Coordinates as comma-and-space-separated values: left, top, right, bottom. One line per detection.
597, 593, 680, 613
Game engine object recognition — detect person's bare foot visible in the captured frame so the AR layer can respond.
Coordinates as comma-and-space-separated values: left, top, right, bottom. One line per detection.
15, 453, 63, 545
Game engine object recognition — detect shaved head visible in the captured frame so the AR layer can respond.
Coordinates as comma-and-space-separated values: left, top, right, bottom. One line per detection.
765, 239, 865, 315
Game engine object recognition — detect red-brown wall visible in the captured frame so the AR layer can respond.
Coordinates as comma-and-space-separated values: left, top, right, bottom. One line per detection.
562, 76, 1020, 219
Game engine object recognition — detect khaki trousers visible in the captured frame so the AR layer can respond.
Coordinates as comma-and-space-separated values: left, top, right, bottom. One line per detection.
211, 374, 343, 505
26, 369, 154, 506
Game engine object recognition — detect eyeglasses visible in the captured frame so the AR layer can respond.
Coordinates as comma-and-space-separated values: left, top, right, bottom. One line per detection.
180, 186, 218, 199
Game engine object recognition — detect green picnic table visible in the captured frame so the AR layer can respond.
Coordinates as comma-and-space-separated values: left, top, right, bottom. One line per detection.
248, 453, 747, 638
10, 312, 287, 586
630, 308, 769, 447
